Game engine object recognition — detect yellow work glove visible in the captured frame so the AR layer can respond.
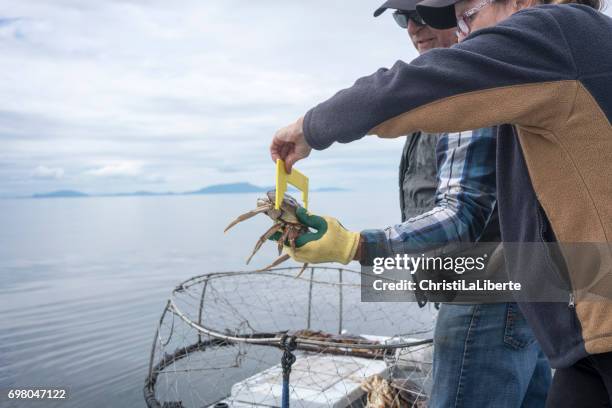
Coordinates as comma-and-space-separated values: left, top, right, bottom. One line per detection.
275, 207, 361, 265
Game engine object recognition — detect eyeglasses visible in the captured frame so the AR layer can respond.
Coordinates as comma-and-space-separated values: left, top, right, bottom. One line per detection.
457, 0, 495, 36
393, 10, 427, 29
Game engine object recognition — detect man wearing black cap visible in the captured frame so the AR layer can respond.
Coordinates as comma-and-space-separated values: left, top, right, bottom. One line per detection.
372, 2, 551, 406
374, 0, 457, 51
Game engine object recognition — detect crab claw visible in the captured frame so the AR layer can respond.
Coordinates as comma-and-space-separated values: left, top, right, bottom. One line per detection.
224, 204, 272, 233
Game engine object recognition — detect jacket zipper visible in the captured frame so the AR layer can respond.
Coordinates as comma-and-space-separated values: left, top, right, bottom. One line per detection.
537, 205, 576, 309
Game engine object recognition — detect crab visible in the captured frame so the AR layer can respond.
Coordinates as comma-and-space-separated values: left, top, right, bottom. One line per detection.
224, 190, 310, 276
361, 376, 427, 408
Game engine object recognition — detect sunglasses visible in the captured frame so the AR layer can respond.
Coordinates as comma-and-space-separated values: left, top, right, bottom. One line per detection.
393, 10, 427, 29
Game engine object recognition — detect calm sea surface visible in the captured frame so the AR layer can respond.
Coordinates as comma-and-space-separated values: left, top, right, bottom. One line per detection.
0, 191, 430, 408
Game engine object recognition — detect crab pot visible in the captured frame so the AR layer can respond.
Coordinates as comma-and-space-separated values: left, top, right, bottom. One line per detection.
144, 267, 435, 408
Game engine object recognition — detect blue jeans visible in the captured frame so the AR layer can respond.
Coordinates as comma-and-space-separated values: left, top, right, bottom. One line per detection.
430, 303, 552, 408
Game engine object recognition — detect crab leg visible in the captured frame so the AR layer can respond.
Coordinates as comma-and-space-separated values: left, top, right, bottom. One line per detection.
294, 263, 309, 278
246, 223, 284, 264
277, 227, 291, 255
256, 253, 291, 272
287, 227, 302, 252
224, 204, 272, 233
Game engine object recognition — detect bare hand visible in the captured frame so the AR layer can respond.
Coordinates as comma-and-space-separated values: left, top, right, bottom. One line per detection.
270, 116, 312, 173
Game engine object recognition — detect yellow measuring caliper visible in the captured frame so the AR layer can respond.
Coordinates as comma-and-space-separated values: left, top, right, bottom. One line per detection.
275, 159, 308, 210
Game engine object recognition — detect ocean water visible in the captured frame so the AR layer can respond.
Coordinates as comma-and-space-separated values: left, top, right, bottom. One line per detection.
0, 191, 431, 407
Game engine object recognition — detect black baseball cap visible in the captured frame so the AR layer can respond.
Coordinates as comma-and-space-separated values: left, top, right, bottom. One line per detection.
374, 0, 421, 17
416, 0, 459, 29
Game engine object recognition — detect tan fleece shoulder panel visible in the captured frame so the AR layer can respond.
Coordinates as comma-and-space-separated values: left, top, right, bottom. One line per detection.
369, 81, 577, 138
516, 125, 608, 243
518, 83, 612, 243
516, 83, 612, 355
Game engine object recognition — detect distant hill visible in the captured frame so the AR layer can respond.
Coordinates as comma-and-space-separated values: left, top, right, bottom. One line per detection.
32, 190, 89, 198
27, 183, 347, 199
186, 182, 267, 195
314, 187, 347, 192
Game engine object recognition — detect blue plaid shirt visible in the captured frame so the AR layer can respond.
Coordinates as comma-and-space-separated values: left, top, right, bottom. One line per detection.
361, 127, 497, 263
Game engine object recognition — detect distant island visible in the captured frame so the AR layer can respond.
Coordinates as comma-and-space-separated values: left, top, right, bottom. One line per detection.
27, 183, 347, 199
32, 190, 89, 198
187, 182, 270, 195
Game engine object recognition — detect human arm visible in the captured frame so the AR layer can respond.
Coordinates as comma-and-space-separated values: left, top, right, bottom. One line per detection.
359, 128, 497, 264
278, 128, 498, 266
302, 7, 576, 150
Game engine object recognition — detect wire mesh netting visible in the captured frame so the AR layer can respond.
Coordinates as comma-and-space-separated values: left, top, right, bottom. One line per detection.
144, 267, 437, 408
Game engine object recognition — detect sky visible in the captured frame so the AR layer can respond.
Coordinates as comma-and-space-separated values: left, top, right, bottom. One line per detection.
1, 1, 610, 197
0, 0, 416, 196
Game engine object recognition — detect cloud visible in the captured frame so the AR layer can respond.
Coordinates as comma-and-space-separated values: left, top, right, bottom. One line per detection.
0, 0, 415, 196
0, 17, 23, 28
85, 161, 143, 178
143, 174, 165, 184
32, 165, 64, 180
83, 161, 166, 185
7, 1, 605, 196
